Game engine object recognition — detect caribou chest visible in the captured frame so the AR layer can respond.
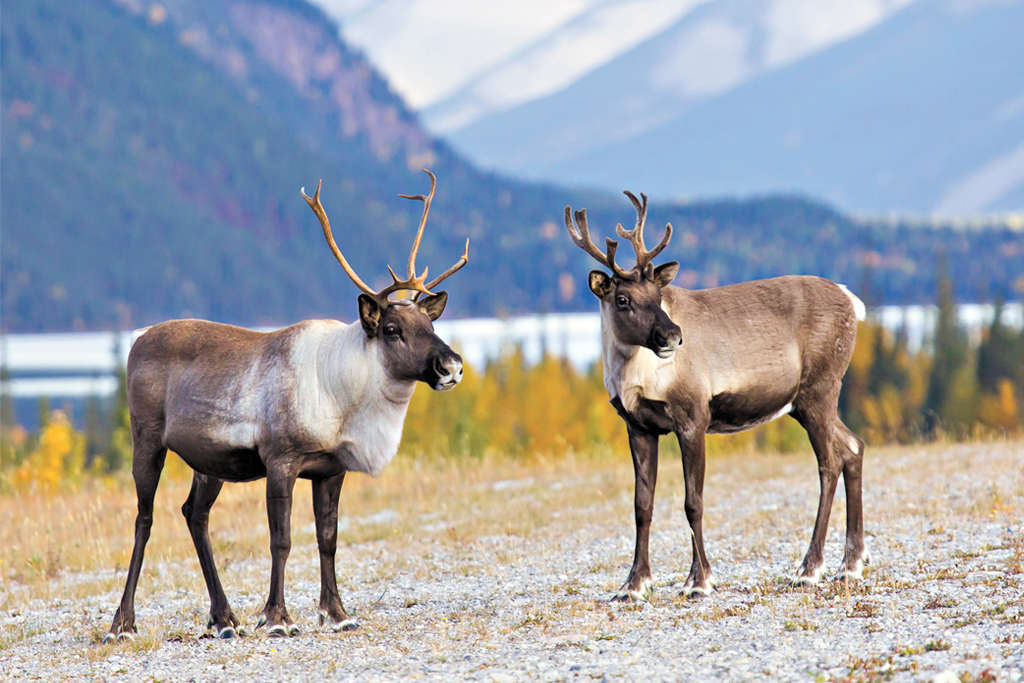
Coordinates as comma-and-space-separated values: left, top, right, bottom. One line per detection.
288, 321, 414, 477
600, 304, 676, 419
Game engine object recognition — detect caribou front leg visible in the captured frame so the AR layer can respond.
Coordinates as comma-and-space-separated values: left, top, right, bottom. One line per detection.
312, 472, 358, 631
677, 427, 714, 597
613, 425, 659, 602
792, 408, 842, 586
257, 462, 299, 637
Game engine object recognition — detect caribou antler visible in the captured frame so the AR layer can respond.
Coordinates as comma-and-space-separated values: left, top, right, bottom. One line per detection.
565, 191, 673, 278
564, 206, 631, 279
615, 191, 673, 274
302, 180, 377, 296
303, 170, 470, 301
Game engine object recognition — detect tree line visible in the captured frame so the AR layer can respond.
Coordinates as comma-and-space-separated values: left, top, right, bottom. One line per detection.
1, 272, 1021, 493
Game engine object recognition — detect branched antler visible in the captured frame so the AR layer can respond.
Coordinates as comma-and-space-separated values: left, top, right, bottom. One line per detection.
564, 206, 631, 278
302, 180, 377, 296
565, 191, 673, 279
303, 170, 470, 301
616, 191, 672, 273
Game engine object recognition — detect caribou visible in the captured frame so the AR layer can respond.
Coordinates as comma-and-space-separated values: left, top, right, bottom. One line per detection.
564, 191, 867, 601
105, 170, 468, 642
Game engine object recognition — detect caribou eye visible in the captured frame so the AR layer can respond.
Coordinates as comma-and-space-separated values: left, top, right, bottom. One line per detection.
616, 294, 630, 309
383, 324, 401, 339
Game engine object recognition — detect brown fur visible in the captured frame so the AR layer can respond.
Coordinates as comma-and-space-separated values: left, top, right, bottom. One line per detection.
568, 193, 866, 600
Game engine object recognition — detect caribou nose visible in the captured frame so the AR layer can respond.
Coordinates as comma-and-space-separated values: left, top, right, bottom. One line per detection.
433, 352, 463, 390
652, 326, 682, 358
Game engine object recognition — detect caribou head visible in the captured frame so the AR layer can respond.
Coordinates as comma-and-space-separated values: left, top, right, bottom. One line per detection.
302, 169, 467, 390
565, 191, 682, 358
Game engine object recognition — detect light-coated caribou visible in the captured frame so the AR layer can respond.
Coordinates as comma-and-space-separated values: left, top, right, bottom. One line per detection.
565, 191, 867, 601
105, 170, 468, 642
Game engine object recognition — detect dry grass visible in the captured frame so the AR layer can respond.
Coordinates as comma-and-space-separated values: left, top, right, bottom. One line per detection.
1, 439, 1021, 680
0, 448, 633, 608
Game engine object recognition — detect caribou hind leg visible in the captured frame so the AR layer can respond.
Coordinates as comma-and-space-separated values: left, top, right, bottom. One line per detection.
181, 472, 241, 638
613, 426, 659, 602
677, 429, 714, 597
105, 434, 167, 643
835, 420, 868, 580
312, 472, 358, 631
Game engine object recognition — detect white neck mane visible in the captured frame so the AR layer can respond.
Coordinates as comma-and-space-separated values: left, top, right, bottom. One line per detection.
291, 321, 416, 476
600, 302, 674, 416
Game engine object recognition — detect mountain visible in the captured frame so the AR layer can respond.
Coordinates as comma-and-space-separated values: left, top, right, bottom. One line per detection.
316, 0, 696, 124
417, 0, 698, 133
443, 0, 909, 175
2, 0, 1021, 333
453, 0, 1024, 215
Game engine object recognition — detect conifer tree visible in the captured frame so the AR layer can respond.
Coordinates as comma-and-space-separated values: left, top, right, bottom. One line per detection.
924, 258, 969, 436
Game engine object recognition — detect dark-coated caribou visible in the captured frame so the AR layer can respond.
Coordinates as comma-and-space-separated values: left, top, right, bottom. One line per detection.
565, 192, 867, 601
105, 170, 469, 642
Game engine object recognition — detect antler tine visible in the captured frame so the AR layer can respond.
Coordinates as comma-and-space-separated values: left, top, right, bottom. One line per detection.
423, 237, 470, 292
301, 181, 377, 296
565, 205, 633, 277
617, 190, 673, 271
645, 222, 674, 263
396, 168, 437, 281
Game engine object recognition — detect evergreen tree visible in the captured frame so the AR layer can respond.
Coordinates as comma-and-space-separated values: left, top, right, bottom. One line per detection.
104, 336, 132, 471
924, 259, 969, 436
977, 297, 1019, 393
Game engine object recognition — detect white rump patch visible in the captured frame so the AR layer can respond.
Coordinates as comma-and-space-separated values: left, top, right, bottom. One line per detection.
837, 284, 866, 321
767, 402, 793, 423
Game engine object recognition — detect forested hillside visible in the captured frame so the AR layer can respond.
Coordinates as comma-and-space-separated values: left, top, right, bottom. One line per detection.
2, 0, 1021, 332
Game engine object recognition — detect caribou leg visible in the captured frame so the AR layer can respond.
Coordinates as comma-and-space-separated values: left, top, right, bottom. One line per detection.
677, 428, 714, 597
613, 425, 659, 602
835, 420, 868, 579
181, 472, 240, 638
312, 472, 358, 632
105, 434, 167, 643
256, 463, 299, 637
792, 405, 843, 586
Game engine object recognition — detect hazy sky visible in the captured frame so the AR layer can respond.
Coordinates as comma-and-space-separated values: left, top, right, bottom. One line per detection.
312, 0, 913, 117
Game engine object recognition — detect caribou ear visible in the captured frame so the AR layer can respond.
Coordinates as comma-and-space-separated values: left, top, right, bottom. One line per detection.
652, 261, 679, 289
588, 270, 613, 299
357, 294, 383, 337
418, 291, 448, 321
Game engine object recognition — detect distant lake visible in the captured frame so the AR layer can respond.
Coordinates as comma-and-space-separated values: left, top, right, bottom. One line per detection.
3, 303, 1020, 429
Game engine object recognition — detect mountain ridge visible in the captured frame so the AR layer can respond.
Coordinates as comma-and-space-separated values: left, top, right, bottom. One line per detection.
2, 0, 1020, 333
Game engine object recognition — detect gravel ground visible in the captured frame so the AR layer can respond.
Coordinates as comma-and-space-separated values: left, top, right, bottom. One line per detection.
1, 441, 1022, 681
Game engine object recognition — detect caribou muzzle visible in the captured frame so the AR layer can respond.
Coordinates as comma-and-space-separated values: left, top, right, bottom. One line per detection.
649, 314, 682, 359
431, 348, 463, 391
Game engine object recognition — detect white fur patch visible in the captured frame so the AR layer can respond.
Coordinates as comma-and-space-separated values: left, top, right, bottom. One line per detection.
613, 576, 653, 602
837, 284, 866, 321
600, 301, 674, 413
767, 402, 793, 423
290, 321, 415, 476
792, 563, 824, 586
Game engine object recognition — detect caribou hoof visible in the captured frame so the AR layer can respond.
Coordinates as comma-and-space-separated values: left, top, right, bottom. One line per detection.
266, 623, 299, 638
611, 578, 652, 603
681, 570, 715, 598
102, 630, 136, 645
791, 564, 825, 587
257, 613, 299, 637
681, 575, 715, 599
834, 550, 871, 582
217, 626, 238, 639
320, 611, 359, 632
